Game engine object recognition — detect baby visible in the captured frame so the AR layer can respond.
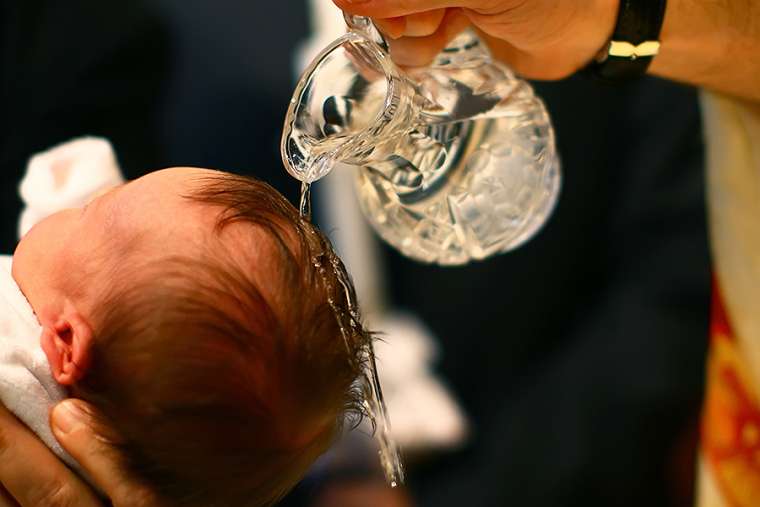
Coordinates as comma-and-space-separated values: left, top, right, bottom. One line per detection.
0, 138, 370, 506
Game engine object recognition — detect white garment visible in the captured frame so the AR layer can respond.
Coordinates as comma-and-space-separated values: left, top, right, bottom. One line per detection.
1, 137, 124, 472
0, 256, 75, 467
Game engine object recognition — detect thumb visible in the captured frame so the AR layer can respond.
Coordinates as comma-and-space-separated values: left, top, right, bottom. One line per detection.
51, 399, 161, 507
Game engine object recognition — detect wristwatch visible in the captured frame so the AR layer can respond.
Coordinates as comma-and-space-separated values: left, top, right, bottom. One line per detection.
589, 0, 668, 81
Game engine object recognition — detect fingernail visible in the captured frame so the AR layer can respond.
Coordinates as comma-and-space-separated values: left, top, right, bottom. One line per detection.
52, 400, 85, 434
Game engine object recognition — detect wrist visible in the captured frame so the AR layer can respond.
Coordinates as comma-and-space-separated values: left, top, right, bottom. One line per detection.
648, 0, 723, 81
648, 0, 760, 100
526, 0, 619, 79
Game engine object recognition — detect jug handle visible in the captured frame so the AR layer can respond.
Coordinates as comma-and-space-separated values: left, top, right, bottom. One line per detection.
343, 13, 389, 51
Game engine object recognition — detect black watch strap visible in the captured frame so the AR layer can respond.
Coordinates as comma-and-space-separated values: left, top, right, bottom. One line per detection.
590, 0, 667, 81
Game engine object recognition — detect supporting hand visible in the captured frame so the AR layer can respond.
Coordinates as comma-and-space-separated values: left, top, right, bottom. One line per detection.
0, 400, 161, 506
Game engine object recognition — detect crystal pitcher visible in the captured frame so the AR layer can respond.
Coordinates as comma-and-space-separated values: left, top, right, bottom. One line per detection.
282, 14, 560, 265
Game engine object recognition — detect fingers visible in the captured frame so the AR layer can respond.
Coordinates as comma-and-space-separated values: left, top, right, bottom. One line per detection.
374, 9, 447, 40
0, 403, 102, 507
387, 8, 471, 67
333, 0, 486, 19
334, 0, 462, 18
403, 9, 448, 36
50, 400, 161, 507
373, 17, 407, 39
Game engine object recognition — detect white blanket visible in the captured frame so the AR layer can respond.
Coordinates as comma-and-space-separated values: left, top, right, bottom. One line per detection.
1, 137, 123, 472
0, 256, 76, 467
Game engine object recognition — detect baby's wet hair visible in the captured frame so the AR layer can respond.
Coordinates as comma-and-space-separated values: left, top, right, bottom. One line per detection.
72, 172, 371, 506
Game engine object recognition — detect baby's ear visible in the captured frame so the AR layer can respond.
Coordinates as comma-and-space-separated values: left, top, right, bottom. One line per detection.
40, 311, 93, 385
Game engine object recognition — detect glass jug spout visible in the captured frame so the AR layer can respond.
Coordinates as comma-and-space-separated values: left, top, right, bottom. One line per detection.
281, 20, 419, 183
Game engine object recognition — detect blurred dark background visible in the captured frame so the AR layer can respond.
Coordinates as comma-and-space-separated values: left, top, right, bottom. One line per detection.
0, 1, 710, 506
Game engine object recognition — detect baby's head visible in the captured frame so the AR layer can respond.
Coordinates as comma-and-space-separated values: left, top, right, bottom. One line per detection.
13, 168, 370, 506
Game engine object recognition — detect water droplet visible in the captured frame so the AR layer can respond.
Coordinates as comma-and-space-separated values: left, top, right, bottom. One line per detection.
299, 182, 312, 220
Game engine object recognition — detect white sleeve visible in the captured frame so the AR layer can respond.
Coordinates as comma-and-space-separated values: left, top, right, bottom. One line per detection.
17, 137, 125, 239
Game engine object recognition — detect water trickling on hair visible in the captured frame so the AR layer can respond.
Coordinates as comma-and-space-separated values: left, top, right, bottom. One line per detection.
331, 256, 404, 488
299, 177, 404, 488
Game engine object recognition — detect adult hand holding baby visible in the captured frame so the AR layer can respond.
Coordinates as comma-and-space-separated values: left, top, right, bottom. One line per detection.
0, 400, 161, 506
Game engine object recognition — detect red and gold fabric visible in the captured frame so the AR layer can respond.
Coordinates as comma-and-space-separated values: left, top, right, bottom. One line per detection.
701, 285, 760, 507
697, 93, 760, 507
